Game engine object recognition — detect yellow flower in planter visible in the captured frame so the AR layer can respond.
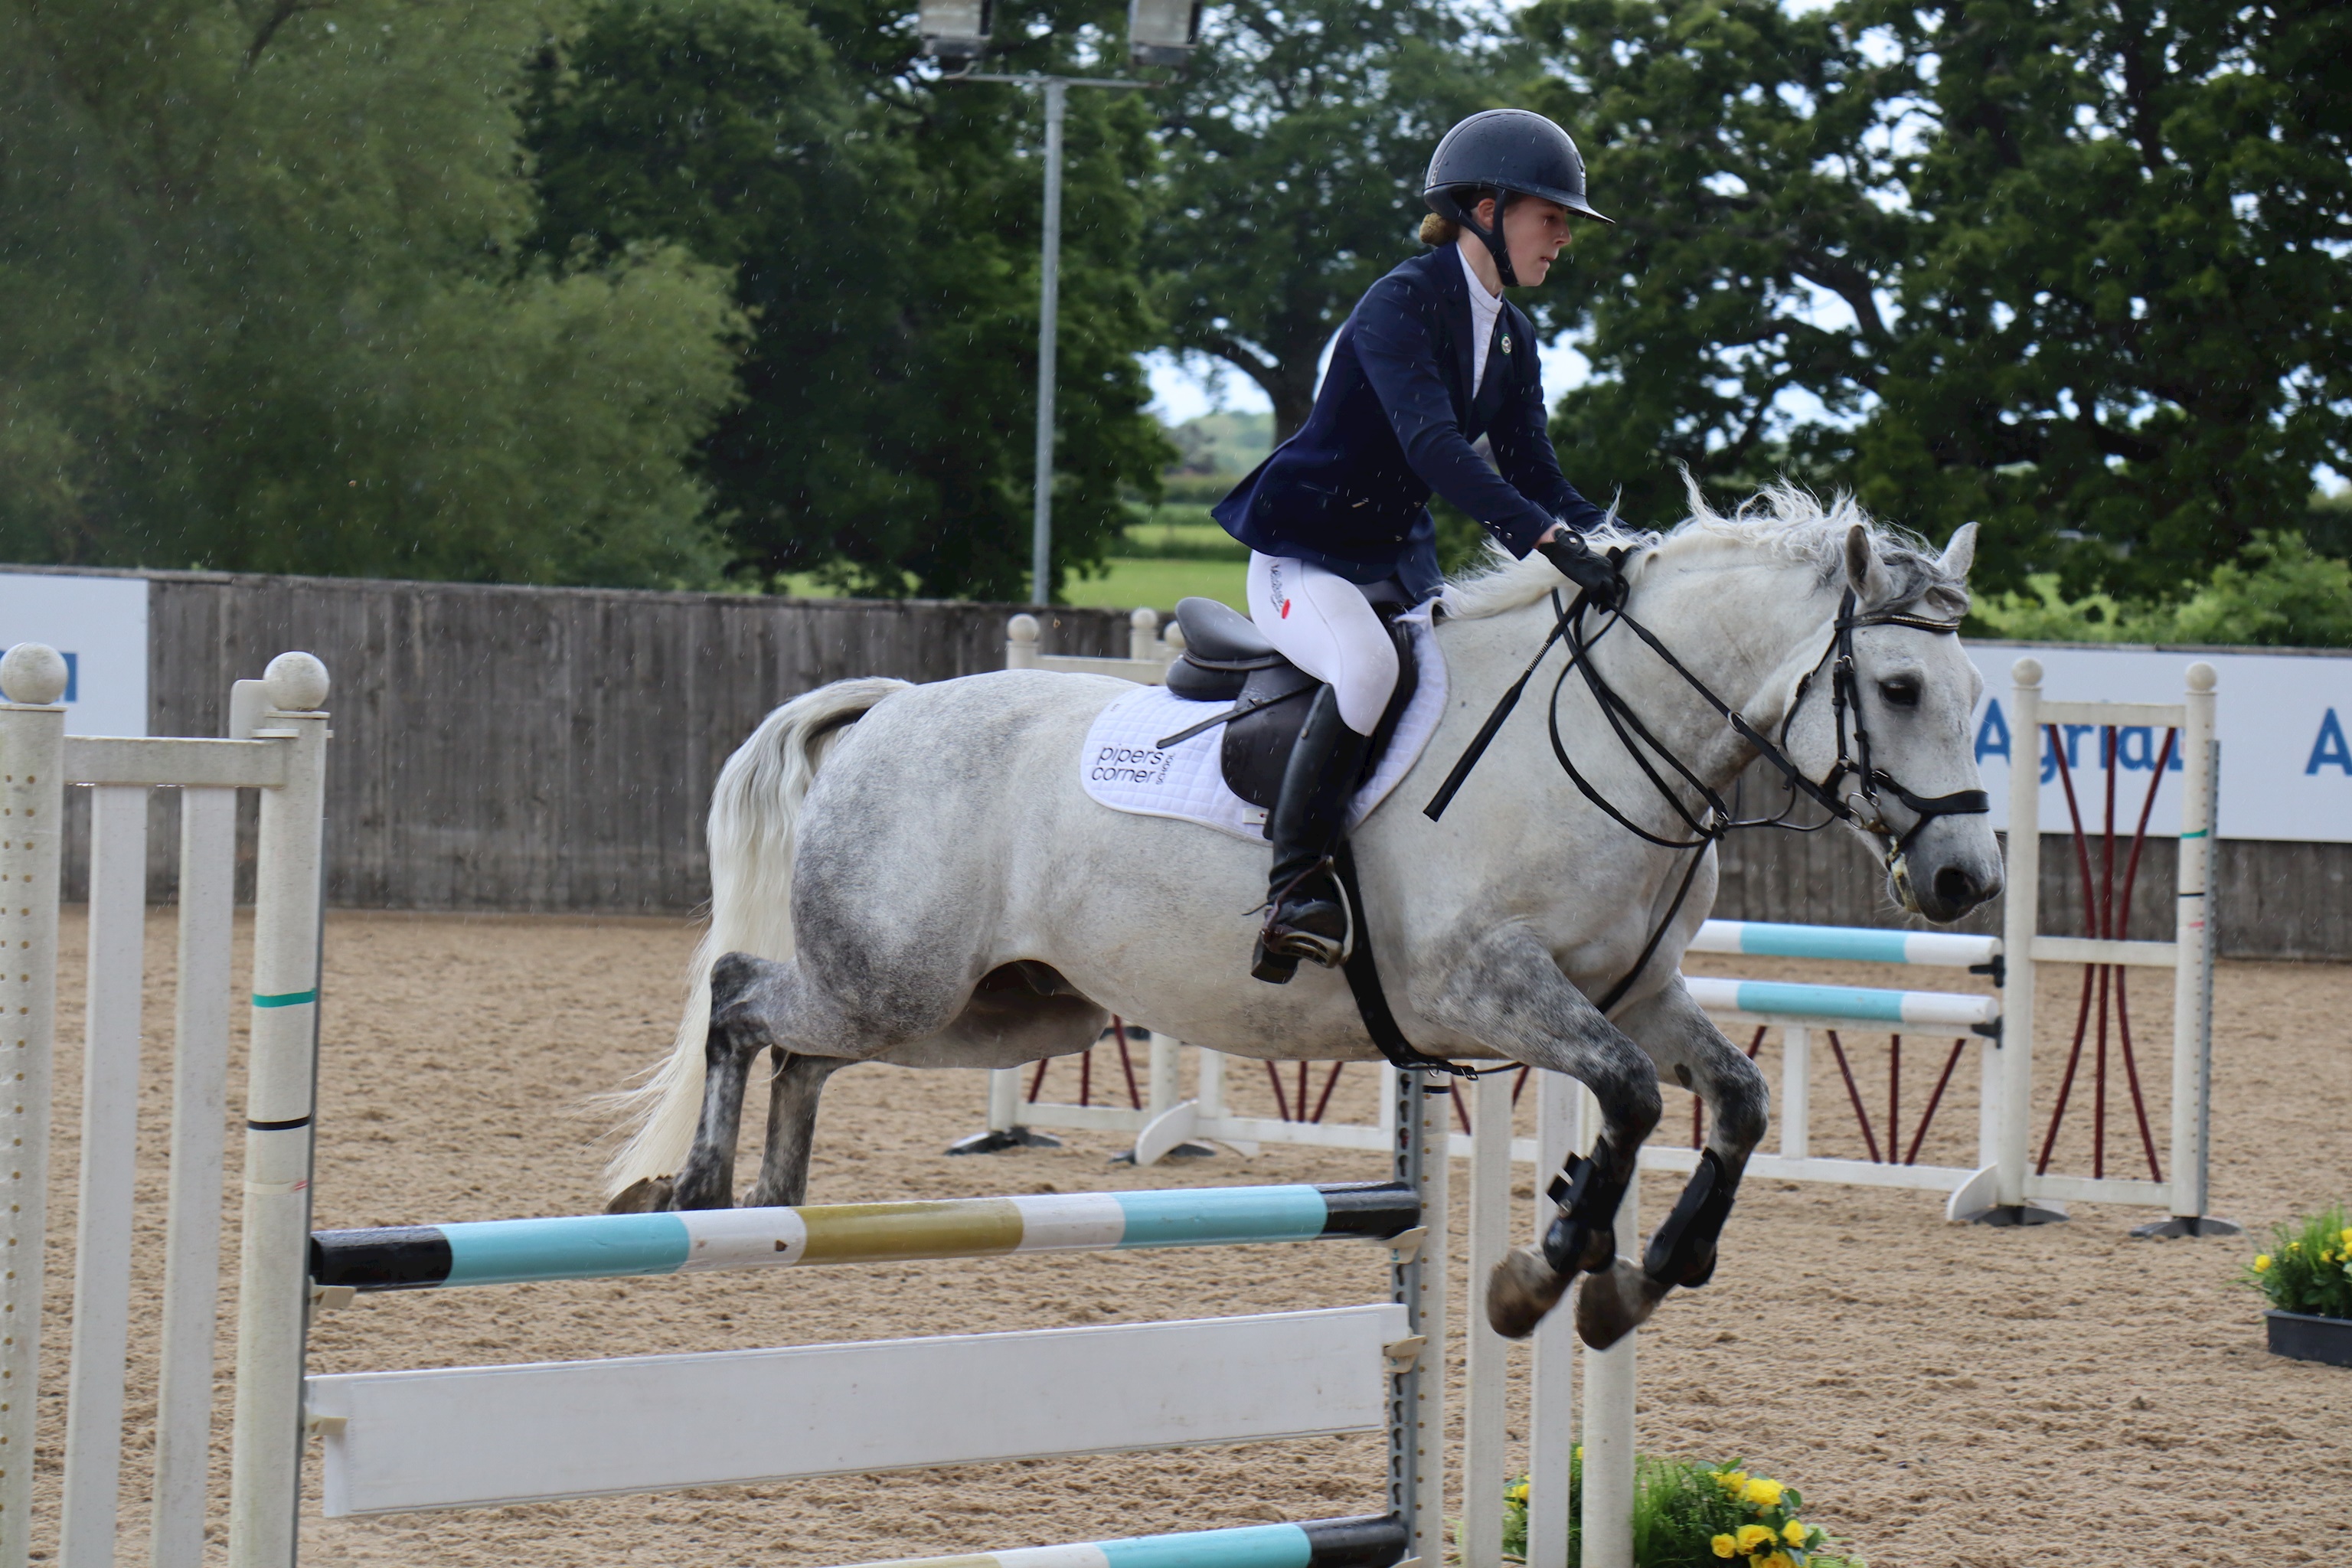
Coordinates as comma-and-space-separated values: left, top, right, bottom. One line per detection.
2340, 1227, 2352, 1249
1759, 1553, 1795, 1568
1713, 1468, 1746, 1491
1784, 1520, 1809, 1546
2253, 1254, 2271, 1272
1741, 1476, 1785, 1509
1712, 1536, 1739, 1559
1736, 1523, 1775, 1553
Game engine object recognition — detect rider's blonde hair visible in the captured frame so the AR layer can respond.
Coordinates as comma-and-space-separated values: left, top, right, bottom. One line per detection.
1419, 212, 1460, 245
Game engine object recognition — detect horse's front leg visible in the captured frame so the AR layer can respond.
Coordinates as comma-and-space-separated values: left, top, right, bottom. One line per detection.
1571, 978, 1770, 1350
1413, 926, 1663, 1343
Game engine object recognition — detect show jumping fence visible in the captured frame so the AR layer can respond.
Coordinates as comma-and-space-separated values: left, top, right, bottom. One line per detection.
0, 629, 2236, 1568
0, 634, 1459, 1568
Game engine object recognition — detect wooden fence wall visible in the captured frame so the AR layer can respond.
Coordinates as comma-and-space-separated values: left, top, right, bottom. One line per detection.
57, 569, 1129, 913
34, 565, 2348, 959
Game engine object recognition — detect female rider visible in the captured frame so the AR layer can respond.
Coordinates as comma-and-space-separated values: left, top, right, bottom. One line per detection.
1213, 107, 1630, 982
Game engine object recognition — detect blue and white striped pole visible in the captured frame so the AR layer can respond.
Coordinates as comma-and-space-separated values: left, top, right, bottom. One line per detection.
819, 1514, 1403, 1568
312, 1182, 1420, 1291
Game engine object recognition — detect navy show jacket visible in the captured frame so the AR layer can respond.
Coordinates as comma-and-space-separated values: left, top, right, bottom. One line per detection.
1213, 245, 1613, 603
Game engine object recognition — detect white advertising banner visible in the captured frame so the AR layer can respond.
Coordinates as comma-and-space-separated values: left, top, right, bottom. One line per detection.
1965, 641, 2352, 843
0, 572, 149, 737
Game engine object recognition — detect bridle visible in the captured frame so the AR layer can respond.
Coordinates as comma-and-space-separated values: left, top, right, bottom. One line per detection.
1782, 587, 1993, 866
1425, 572, 1988, 1014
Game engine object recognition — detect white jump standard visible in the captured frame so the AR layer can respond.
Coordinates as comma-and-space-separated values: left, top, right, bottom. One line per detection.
0, 643, 332, 1568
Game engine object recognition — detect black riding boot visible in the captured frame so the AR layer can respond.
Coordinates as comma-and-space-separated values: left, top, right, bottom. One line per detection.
1252, 685, 1373, 983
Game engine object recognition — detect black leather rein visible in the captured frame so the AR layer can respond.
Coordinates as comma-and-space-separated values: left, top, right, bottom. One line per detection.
1426, 580, 1989, 1014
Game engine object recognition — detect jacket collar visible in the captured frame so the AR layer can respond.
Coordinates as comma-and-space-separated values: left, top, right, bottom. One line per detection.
1416, 245, 1480, 411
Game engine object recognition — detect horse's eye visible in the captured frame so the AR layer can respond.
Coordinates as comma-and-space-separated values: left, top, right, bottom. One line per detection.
1878, 678, 1921, 709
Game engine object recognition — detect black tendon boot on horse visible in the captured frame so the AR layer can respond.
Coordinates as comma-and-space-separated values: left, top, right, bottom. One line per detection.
1573, 1148, 1746, 1351
1251, 685, 1373, 983
1485, 1137, 1634, 1340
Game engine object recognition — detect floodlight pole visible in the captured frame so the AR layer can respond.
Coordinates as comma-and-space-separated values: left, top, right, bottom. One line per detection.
953, 71, 1150, 605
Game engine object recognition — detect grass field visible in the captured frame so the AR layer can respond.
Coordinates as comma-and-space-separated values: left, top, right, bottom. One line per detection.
1063, 555, 1246, 611
779, 508, 1253, 611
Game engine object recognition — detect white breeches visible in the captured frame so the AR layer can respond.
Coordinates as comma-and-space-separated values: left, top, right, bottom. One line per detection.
1246, 553, 1401, 737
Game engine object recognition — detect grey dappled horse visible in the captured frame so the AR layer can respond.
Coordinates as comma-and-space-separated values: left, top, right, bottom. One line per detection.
603, 488, 2001, 1348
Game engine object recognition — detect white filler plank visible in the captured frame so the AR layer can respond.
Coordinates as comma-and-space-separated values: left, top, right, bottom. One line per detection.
312, 1304, 1405, 1516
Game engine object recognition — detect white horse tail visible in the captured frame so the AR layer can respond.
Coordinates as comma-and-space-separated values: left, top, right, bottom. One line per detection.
602, 676, 913, 1200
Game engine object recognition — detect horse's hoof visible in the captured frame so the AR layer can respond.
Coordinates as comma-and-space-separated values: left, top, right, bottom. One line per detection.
1486, 1247, 1571, 1340
1573, 1260, 1670, 1351
606, 1175, 675, 1214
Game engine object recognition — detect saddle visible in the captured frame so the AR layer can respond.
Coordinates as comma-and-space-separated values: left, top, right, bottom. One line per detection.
1165, 589, 1422, 823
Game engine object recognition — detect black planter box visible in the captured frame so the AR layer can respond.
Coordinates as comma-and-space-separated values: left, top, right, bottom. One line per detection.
2265, 1309, 2352, 1367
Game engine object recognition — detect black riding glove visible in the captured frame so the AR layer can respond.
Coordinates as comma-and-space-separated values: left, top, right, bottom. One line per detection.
1537, 529, 1626, 611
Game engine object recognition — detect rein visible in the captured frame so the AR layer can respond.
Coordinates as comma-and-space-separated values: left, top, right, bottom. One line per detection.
1426, 577, 1989, 1014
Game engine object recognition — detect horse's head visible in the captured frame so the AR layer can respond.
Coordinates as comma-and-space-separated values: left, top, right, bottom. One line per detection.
1771, 519, 2002, 923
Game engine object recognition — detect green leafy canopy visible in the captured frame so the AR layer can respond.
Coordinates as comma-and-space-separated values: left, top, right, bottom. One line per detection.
1516, 0, 2351, 612
0, 0, 743, 585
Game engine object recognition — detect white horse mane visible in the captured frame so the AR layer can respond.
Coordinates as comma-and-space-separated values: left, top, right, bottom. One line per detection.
1440, 480, 1963, 621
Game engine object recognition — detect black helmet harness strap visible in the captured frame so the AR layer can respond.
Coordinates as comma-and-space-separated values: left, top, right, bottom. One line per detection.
1453, 187, 1521, 289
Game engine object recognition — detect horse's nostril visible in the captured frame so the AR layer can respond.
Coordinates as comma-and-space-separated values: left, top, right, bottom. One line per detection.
1933, 865, 1973, 909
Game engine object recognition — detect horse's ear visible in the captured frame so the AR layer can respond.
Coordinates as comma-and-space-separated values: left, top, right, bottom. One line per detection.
1940, 521, 1979, 582
1843, 524, 1893, 603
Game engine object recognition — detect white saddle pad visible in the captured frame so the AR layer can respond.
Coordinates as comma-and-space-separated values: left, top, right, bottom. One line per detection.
1080, 606, 1448, 841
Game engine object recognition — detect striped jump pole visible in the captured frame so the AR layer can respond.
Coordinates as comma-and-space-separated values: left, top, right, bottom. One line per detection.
1687, 919, 1998, 969
1679, 975, 1998, 1031
818, 1515, 1403, 1568
311, 1181, 1419, 1290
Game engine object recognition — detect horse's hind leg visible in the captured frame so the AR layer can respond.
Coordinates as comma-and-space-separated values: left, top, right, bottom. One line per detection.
1573, 981, 1769, 1350
670, 952, 847, 1210
746, 1050, 849, 1208
668, 985, 767, 1210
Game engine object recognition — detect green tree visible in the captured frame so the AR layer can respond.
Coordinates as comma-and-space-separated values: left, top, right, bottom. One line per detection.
0, 0, 743, 585
1517, 0, 2352, 599
1852, 0, 2352, 599
1518, 0, 1909, 525
1148, 0, 1505, 443
524, 0, 1172, 600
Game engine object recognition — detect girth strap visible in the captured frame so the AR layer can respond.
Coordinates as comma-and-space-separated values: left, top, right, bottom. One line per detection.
1329, 842, 1484, 1078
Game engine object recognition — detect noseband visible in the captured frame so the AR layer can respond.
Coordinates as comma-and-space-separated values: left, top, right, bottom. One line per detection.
1425, 577, 1988, 1012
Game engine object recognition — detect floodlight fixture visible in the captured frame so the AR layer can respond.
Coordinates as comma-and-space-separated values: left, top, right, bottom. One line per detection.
919, 0, 992, 61
1126, 0, 1200, 67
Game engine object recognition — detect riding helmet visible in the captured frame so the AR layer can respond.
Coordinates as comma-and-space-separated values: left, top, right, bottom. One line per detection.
1425, 108, 1612, 225
1424, 108, 1611, 286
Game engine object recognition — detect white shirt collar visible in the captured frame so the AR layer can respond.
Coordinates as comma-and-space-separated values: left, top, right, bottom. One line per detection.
1458, 244, 1504, 396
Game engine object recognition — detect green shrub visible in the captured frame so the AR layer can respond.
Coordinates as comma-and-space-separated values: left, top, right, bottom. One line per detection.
2243, 1205, 2352, 1320
1966, 532, 2352, 649
1496, 1453, 1865, 1567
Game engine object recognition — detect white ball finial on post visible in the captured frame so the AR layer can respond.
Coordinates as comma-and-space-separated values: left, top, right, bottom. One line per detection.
1129, 606, 1161, 663
263, 652, 331, 713
0, 643, 70, 706
2186, 660, 2216, 694
1006, 613, 1041, 671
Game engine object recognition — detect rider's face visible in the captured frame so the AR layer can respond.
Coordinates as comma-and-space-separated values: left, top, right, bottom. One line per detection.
1475, 196, 1574, 286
